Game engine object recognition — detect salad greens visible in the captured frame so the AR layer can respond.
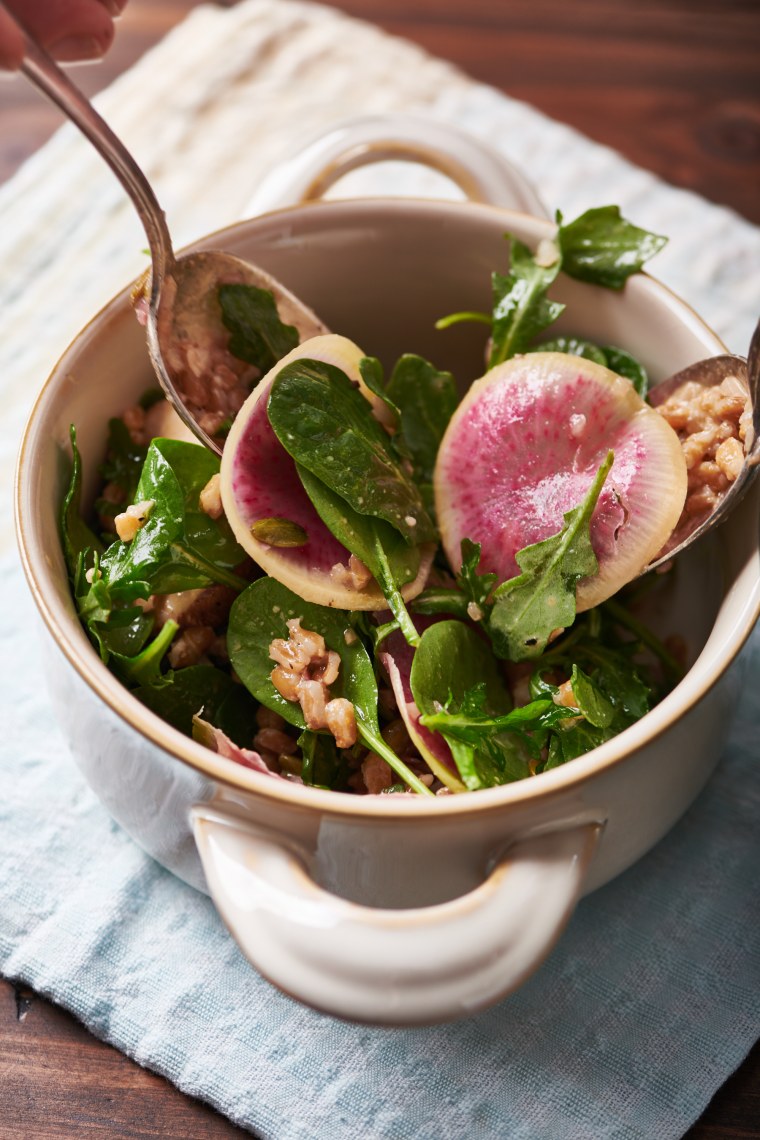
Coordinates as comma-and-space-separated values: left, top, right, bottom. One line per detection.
62, 202, 681, 797
227, 578, 434, 795
218, 283, 299, 374
437, 204, 666, 373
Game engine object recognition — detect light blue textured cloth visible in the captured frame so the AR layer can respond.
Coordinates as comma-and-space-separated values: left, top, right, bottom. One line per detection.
2, 558, 759, 1139
2, 3, 760, 1136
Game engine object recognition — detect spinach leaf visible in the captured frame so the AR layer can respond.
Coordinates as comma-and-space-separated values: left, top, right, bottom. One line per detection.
72, 551, 179, 682
227, 577, 434, 795
557, 206, 667, 290
489, 238, 565, 366
384, 354, 459, 497
488, 451, 613, 660
297, 465, 422, 645
358, 356, 401, 422
267, 358, 436, 545
298, 730, 352, 790
529, 336, 608, 366
529, 339, 649, 398
108, 619, 179, 687
410, 620, 518, 789
61, 426, 104, 580
218, 283, 299, 375
602, 346, 649, 398
136, 663, 258, 743
94, 416, 148, 522
100, 439, 248, 596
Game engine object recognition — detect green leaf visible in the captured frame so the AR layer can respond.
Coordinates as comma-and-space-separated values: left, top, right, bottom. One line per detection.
359, 356, 400, 423
136, 663, 259, 744
61, 426, 104, 579
529, 336, 608, 366
566, 664, 615, 729
298, 729, 351, 790
602, 345, 649, 398
218, 283, 299, 375
100, 439, 248, 596
296, 465, 421, 645
557, 206, 667, 290
267, 358, 436, 545
384, 354, 458, 495
410, 620, 513, 789
489, 237, 565, 366
488, 451, 613, 660
227, 577, 433, 795
94, 416, 148, 520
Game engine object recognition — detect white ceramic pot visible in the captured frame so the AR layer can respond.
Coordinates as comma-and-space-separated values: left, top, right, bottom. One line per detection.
15, 121, 760, 1025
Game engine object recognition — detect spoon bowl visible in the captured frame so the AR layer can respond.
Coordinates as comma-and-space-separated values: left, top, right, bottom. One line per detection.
645, 325, 759, 572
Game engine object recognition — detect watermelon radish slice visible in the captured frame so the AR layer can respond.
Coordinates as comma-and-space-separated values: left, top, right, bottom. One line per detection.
434, 352, 688, 612
378, 623, 467, 794
220, 334, 433, 610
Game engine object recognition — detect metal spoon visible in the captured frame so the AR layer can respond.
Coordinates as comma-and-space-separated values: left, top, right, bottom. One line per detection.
645, 319, 759, 572
10, 7, 326, 455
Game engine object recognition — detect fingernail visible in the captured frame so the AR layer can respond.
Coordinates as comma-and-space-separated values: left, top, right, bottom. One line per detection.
101, 0, 126, 14
49, 34, 104, 62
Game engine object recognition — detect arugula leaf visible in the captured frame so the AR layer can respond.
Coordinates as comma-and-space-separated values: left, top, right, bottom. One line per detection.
61, 426, 104, 580
267, 358, 436, 545
488, 451, 613, 660
218, 283, 299, 375
557, 206, 667, 289
227, 577, 434, 795
384, 354, 458, 499
456, 538, 497, 616
100, 439, 248, 596
490, 238, 565, 366
438, 207, 666, 367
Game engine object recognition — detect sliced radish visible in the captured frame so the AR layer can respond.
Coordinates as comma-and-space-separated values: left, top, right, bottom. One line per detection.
434, 352, 688, 611
220, 334, 433, 609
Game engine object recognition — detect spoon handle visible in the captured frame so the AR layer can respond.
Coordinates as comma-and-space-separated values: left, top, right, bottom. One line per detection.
6, 5, 174, 290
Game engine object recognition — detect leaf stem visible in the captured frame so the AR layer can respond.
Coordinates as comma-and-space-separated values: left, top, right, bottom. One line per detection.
372, 534, 420, 647
358, 725, 434, 796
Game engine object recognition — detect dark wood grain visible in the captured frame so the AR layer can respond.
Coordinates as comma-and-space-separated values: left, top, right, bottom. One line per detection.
1, 1, 758, 1136
1, 974, 758, 1138
0, 980, 243, 1139
1, 0, 758, 222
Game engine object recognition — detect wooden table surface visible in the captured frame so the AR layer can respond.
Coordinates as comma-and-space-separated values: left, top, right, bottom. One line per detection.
1, 1, 758, 1136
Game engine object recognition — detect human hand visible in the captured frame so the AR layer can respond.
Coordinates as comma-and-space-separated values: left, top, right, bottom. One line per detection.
0, 0, 128, 71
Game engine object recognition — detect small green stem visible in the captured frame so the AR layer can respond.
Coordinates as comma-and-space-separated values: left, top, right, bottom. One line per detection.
359, 725, 434, 796
435, 310, 492, 331
372, 534, 420, 647
117, 619, 179, 685
169, 544, 249, 592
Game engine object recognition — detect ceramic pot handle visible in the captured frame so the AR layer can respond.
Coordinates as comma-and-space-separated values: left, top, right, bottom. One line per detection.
244, 113, 549, 218
192, 806, 601, 1024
